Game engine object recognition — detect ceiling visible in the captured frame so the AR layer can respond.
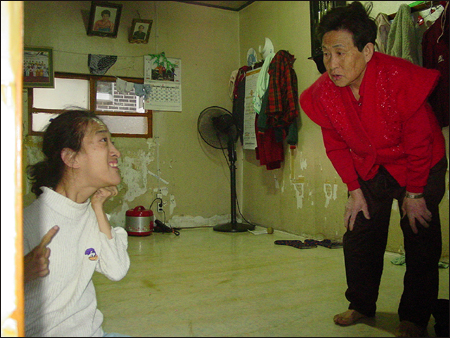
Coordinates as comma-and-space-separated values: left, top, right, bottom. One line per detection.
175, 1, 255, 11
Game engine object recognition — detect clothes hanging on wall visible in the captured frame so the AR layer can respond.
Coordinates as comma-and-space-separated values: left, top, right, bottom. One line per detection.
253, 51, 276, 115
254, 50, 299, 170
232, 65, 251, 145
382, 1, 447, 127
88, 54, 117, 75
374, 12, 391, 53
386, 4, 422, 65
116, 78, 135, 94
421, 4, 445, 28
255, 112, 284, 170
422, 1, 449, 128
265, 50, 299, 136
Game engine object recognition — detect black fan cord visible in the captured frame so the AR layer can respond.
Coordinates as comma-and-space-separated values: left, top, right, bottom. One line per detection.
218, 144, 258, 230
149, 198, 180, 236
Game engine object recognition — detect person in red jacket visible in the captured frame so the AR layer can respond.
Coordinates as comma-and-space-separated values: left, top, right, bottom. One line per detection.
300, 2, 447, 337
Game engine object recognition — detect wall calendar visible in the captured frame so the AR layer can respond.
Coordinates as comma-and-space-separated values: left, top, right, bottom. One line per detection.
144, 53, 182, 111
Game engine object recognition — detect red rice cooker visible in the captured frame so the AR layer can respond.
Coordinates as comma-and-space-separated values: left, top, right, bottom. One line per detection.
125, 206, 154, 236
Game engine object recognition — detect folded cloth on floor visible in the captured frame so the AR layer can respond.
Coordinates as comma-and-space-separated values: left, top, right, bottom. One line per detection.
274, 240, 317, 249
391, 255, 406, 265
391, 255, 449, 268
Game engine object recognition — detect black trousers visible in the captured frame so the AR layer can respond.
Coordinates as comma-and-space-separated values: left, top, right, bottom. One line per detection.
343, 156, 447, 327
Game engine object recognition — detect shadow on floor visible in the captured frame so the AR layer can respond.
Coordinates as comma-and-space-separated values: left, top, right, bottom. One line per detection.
359, 312, 399, 336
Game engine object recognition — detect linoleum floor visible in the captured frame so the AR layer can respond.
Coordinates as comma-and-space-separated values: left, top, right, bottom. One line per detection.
93, 227, 449, 337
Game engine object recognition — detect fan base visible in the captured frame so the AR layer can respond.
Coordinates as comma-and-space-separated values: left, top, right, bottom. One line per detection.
213, 222, 255, 232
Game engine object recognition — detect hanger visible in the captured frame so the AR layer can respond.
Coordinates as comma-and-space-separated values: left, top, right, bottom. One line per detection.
388, 1, 441, 20
417, 1, 438, 25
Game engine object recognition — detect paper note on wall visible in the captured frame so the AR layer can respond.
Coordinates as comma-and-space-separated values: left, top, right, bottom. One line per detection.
243, 67, 261, 149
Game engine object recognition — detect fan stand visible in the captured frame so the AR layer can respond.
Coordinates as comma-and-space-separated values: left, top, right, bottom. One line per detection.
213, 138, 254, 233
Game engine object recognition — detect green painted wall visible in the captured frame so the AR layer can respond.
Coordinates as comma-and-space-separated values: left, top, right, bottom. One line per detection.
237, 1, 448, 259
23, 1, 448, 260
23, 1, 240, 228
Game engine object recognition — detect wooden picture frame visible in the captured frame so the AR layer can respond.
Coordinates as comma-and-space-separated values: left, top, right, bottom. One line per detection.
129, 19, 153, 44
23, 46, 54, 88
87, 1, 122, 38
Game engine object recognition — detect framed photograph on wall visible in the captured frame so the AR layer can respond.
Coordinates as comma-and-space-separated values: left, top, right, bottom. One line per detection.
87, 1, 122, 38
129, 19, 153, 44
23, 46, 54, 88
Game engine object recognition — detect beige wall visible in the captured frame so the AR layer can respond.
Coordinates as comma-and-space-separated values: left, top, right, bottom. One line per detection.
23, 1, 448, 260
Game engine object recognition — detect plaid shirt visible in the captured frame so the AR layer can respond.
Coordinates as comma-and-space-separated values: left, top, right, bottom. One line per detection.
266, 50, 299, 127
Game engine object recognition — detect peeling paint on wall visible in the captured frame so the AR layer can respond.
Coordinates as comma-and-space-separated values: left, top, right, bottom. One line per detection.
299, 151, 307, 170
148, 170, 169, 184
109, 202, 132, 228
106, 139, 158, 227
324, 183, 332, 208
169, 194, 176, 215
291, 176, 305, 209
120, 139, 156, 202
158, 186, 169, 196
169, 214, 230, 228
293, 183, 304, 209
274, 173, 280, 189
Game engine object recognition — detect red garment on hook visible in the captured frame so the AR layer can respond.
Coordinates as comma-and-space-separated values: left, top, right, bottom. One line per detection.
422, 1, 449, 127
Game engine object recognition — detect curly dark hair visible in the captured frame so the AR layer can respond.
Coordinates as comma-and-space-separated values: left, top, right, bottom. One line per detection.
27, 109, 103, 197
316, 1, 377, 52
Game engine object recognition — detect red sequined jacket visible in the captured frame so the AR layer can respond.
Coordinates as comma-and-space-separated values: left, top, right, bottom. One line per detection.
300, 52, 445, 193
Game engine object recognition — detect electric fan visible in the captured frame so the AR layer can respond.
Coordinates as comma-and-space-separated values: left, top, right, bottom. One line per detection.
197, 106, 254, 232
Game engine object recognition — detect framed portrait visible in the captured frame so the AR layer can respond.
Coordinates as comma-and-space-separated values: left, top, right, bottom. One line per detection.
87, 1, 122, 38
129, 19, 153, 44
23, 47, 54, 88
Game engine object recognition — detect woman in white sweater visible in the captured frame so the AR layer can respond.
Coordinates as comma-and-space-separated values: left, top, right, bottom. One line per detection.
23, 110, 130, 337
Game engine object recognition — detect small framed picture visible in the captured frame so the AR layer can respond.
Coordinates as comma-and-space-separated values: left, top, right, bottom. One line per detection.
87, 1, 122, 38
23, 47, 54, 88
129, 19, 153, 44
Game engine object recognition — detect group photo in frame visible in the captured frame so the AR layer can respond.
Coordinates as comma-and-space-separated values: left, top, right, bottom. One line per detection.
129, 19, 153, 44
87, 1, 122, 38
23, 46, 54, 88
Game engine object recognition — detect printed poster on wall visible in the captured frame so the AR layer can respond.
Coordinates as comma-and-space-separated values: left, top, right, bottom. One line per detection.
144, 53, 182, 111
243, 67, 261, 149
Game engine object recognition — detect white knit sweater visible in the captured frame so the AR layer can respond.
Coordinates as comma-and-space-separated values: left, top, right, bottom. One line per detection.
23, 187, 130, 337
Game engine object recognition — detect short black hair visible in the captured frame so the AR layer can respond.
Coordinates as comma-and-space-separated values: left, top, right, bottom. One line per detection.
316, 1, 377, 52
101, 9, 111, 17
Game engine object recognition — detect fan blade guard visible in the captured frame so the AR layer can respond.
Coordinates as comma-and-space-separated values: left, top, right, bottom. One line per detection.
197, 106, 238, 149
